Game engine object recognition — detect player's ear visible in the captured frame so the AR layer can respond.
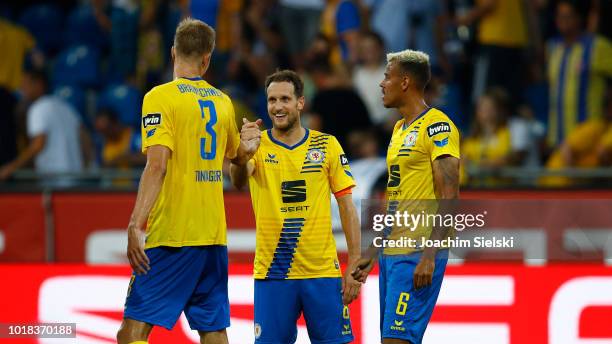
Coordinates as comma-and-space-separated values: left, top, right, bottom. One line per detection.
201, 53, 212, 75
170, 46, 175, 63
297, 96, 305, 111
401, 74, 410, 92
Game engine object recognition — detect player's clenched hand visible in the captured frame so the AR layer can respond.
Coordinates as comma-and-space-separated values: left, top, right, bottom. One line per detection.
342, 268, 361, 305
351, 257, 375, 283
241, 118, 263, 155
413, 257, 435, 289
127, 226, 150, 275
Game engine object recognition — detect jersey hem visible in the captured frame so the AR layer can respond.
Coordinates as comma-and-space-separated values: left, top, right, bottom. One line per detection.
253, 273, 342, 280
145, 241, 227, 249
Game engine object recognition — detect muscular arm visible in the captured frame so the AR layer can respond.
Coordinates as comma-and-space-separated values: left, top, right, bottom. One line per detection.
413, 155, 459, 289
126, 145, 171, 274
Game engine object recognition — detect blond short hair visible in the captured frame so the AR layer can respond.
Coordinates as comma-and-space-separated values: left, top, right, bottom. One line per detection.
386, 49, 431, 90
174, 18, 215, 60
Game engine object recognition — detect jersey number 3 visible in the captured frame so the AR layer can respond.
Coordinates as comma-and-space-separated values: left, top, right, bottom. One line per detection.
199, 99, 217, 160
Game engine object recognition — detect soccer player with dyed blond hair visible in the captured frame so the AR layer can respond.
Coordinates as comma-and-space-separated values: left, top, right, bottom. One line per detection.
353, 50, 460, 344
116, 18, 261, 344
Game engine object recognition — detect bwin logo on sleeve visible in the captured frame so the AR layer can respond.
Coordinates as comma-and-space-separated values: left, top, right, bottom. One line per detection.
427, 122, 451, 137
143, 113, 161, 128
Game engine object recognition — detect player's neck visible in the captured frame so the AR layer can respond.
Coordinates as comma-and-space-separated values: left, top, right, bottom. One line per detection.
271, 125, 306, 146
173, 60, 204, 80
398, 94, 429, 125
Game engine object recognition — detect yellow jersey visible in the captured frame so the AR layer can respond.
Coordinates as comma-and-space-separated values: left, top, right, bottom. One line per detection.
477, 0, 528, 47
140, 76, 240, 249
385, 107, 460, 255
248, 129, 355, 279
547, 35, 612, 145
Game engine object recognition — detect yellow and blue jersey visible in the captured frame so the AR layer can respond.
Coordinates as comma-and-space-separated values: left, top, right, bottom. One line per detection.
140, 76, 240, 249
248, 129, 355, 279
547, 34, 612, 146
385, 107, 460, 255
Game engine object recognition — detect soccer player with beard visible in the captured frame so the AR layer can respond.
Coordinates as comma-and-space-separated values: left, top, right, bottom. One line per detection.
230, 70, 362, 344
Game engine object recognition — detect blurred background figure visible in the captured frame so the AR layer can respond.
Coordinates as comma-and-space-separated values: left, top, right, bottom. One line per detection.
542, 89, 612, 186
307, 59, 371, 153
0, 68, 91, 183
546, 0, 612, 147
461, 88, 512, 184
93, 108, 144, 169
278, 0, 324, 70
456, 0, 532, 104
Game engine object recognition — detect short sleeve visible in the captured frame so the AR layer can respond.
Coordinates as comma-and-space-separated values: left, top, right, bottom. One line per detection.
567, 120, 605, 153
425, 117, 461, 161
224, 97, 241, 159
141, 90, 174, 153
336, 1, 360, 34
27, 102, 49, 137
328, 136, 356, 193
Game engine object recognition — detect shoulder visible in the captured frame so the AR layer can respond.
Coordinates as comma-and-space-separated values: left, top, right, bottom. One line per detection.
423, 108, 457, 133
309, 129, 336, 145
144, 82, 175, 100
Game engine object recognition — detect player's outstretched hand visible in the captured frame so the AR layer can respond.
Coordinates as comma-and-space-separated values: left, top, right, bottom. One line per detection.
351, 257, 375, 283
413, 257, 435, 289
241, 118, 263, 155
342, 269, 361, 305
127, 226, 150, 275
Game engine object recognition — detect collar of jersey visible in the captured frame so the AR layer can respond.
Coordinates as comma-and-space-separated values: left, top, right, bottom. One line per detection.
179, 76, 203, 81
267, 128, 310, 150
402, 107, 431, 131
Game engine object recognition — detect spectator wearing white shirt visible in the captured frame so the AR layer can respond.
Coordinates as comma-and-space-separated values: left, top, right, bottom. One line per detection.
0, 69, 90, 182
352, 31, 393, 126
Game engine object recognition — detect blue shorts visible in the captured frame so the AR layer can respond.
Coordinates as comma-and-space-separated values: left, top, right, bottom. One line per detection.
254, 278, 353, 344
379, 250, 448, 344
123, 245, 230, 331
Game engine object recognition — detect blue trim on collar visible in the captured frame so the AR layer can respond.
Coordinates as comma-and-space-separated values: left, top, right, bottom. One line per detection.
180, 76, 203, 81
403, 107, 431, 130
267, 128, 310, 150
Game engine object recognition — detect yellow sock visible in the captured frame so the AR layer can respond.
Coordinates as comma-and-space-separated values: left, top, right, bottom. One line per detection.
128, 342, 148, 344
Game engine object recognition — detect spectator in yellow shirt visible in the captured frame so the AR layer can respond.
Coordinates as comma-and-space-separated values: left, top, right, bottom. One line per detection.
462, 88, 512, 184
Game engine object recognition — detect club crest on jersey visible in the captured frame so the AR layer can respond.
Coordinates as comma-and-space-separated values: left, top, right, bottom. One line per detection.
307, 149, 325, 163
427, 122, 451, 137
403, 131, 418, 147
142, 113, 161, 128
254, 323, 262, 339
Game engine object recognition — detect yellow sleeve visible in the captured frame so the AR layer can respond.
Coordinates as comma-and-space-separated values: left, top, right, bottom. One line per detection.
328, 136, 356, 193
224, 97, 241, 159
566, 120, 605, 153
141, 89, 174, 153
593, 36, 612, 76
425, 116, 461, 161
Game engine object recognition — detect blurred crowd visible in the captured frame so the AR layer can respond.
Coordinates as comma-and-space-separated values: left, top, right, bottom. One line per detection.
0, 0, 611, 188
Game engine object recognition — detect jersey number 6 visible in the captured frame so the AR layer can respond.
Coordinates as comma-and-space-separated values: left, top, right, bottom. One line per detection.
199, 100, 217, 160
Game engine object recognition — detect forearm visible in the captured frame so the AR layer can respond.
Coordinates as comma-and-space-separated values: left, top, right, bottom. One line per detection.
229, 162, 249, 190
128, 164, 166, 229
232, 141, 252, 166
425, 157, 460, 259
338, 195, 362, 263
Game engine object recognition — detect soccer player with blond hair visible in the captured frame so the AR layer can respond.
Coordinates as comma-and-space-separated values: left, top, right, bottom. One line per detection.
116, 18, 261, 344
353, 50, 460, 344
